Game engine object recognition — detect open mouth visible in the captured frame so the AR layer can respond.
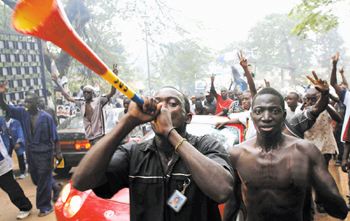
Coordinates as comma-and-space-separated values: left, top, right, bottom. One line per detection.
259, 127, 274, 132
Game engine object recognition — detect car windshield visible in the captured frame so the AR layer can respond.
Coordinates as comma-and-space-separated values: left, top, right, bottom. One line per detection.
187, 123, 240, 150
57, 115, 84, 130
57, 108, 124, 131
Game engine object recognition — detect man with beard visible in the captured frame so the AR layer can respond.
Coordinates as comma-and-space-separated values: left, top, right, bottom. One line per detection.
228, 87, 347, 220
52, 68, 116, 145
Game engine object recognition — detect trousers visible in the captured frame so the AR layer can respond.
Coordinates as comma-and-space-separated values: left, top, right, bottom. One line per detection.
0, 170, 32, 211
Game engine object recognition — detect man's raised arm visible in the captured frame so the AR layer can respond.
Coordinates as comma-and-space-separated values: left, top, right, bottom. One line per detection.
106, 86, 116, 100
330, 52, 342, 96
307, 71, 330, 117
210, 74, 218, 97
238, 51, 257, 97
340, 67, 349, 89
284, 72, 330, 138
51, 74, 75, 103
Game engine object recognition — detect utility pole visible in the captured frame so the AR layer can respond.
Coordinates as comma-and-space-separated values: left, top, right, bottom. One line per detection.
144, 21, 151, 95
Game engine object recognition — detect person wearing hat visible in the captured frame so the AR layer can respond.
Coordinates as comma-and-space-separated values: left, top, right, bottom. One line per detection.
52, 74, 116, 145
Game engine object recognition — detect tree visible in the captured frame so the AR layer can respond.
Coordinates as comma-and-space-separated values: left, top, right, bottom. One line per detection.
313, 28, 346, 69
289, 0, 346, 36
244, 14, 314, 85
1, 0, 187, 95
243, 14, 345, 88
156, 39, 212, 94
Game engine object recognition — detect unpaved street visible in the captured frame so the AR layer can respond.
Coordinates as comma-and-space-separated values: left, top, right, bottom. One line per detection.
1, 159, 350, 221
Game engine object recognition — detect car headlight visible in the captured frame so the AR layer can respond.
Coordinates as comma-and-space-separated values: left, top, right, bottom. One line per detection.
63, 195, 83, 218
60, 183, 71, 203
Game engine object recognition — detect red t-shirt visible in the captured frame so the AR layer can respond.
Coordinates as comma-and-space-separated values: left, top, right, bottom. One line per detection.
215, 94, 233, 114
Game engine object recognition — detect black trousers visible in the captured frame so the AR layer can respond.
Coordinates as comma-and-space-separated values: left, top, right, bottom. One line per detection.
0, 170, 32, 211
17, 154, 26, 175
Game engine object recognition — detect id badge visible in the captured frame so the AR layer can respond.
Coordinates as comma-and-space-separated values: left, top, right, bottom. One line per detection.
167, 190, 187, 212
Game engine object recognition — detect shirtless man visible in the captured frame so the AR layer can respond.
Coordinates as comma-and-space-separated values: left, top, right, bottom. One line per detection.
228, 86, 347, 220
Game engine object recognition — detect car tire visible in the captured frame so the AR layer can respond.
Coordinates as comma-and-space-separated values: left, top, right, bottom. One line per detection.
54, 167, 71, 176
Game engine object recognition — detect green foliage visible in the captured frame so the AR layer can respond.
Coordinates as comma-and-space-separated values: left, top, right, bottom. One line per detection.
156, 39, 212, 94
245, 14, 313, 79
289, 0, 343, 36
314, 29, 345, 69
243, 13, 344, 85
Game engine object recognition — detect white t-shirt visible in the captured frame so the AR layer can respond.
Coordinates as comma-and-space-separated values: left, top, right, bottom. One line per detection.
229, 110, 256, 140
0, 136, 12, 176
285, 102, 303, 122
340, 90, 350, 142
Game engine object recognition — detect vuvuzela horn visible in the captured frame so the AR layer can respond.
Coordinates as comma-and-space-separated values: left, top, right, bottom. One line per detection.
12, 0, 143, 104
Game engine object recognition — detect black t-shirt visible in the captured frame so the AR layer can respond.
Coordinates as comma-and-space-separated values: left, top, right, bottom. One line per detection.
93, 133, 232, 221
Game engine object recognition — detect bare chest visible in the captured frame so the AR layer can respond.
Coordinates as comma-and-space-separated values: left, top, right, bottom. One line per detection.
236, 149, 309, 189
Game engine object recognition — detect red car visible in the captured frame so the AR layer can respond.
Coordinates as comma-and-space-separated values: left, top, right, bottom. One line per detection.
55, 115, 244, 220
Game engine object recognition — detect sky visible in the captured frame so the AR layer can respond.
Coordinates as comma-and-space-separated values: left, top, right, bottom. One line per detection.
109, 0, 350, 92
118, 0, 300, 51
116, 0, 349, 74
167, 0, 300, 49
117, 0, 346, 51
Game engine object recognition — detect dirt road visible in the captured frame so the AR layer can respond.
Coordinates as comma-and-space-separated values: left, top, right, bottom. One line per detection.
1, 159, 349, 220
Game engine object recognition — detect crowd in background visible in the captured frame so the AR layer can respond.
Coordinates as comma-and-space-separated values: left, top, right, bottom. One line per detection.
1, 51, 350, 220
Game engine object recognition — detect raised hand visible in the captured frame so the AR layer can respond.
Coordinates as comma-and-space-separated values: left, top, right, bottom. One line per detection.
237, 50, 248, 70
113, 64, 119, 75
264, 79, 270, 88
332, 52, 339, 65
127, 96, 160, 126
51, 73, 58, 82
211, 74, 215, 82
339, 66, 344, 75
306, 71, 329, 94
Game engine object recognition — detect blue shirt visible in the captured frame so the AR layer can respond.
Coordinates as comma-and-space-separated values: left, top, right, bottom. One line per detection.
0, 117, 11, 154
8, 105, 58, 153
7, 118, 26, 155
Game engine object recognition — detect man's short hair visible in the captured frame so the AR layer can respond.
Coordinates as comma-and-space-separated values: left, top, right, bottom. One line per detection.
25, 91, 39, 100
24, 92, 40, 105
288, 91, 300, 99
252, 87, 285, 111
160, 86, 190, 114
220, 87, 228, 92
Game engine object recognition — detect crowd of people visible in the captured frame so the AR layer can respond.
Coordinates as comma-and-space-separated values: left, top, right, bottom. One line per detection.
1, 52, 350, 221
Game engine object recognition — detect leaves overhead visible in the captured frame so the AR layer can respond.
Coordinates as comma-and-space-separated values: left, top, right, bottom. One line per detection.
156, 39, 212, 94
289, 0, 343, 37
243, 14, 344, 85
